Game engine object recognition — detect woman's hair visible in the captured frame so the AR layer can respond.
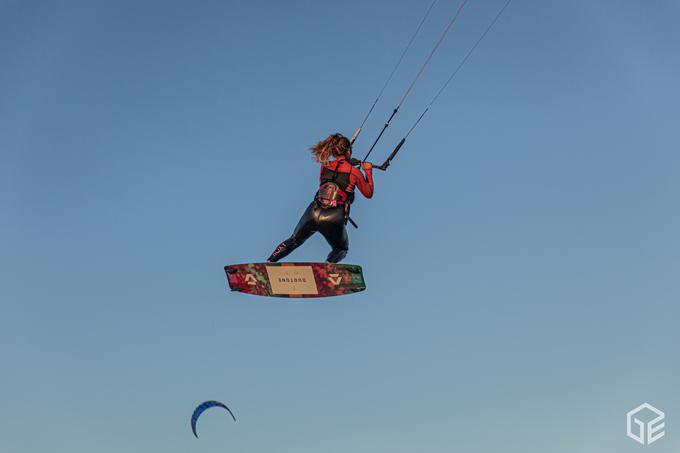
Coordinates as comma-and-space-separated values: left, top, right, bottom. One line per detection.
310, 133, 351, 164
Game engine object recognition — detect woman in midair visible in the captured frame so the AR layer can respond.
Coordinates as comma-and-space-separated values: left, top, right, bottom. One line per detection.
267, 133, 374, 263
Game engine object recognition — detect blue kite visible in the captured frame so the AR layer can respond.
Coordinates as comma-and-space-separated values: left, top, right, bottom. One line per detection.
190, 400, 236, 438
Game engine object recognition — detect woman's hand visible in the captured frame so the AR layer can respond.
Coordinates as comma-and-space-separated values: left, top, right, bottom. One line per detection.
361, 161, 373, 171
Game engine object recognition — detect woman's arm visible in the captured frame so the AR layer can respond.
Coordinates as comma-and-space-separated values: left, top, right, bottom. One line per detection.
350, 163, 374, 198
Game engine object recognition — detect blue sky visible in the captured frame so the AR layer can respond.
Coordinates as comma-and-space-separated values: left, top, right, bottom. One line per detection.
2, 1, 679, 452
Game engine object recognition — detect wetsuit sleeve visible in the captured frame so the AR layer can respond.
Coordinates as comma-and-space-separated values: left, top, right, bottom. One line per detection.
350, 166, 374, 198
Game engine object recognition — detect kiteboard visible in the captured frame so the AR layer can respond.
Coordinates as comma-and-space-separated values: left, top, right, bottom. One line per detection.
225, 262, 365, 298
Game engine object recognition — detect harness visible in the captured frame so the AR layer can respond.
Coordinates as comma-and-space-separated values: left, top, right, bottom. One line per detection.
316, 161, 353, 208
315, 160, 356, 225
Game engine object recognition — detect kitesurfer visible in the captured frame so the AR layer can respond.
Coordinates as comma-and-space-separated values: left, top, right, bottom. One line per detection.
267, 133, 374, 263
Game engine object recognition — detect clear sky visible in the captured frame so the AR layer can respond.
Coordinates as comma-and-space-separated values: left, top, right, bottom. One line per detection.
2, 1, 679, 452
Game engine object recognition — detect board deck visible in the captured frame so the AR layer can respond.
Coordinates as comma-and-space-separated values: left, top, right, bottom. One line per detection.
224, 262, 366, 298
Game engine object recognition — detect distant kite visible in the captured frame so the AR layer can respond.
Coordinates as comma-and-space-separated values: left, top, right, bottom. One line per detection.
190, 400, 236, 438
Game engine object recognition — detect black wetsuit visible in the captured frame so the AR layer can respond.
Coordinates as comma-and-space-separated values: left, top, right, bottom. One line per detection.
268, 202, 349, 263
267, 157, 373, 263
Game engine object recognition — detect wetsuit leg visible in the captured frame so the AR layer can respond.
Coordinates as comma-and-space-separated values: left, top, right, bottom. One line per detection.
267, 202, 318, 262
317, 207, 349, 263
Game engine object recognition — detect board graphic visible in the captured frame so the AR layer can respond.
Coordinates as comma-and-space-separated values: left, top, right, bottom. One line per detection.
224, 262, 366, 298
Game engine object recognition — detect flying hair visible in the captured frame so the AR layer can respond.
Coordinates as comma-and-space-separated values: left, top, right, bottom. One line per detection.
310, 133, 350, 164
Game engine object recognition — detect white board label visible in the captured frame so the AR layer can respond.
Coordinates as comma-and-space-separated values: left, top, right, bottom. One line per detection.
266, 265, 318, 295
